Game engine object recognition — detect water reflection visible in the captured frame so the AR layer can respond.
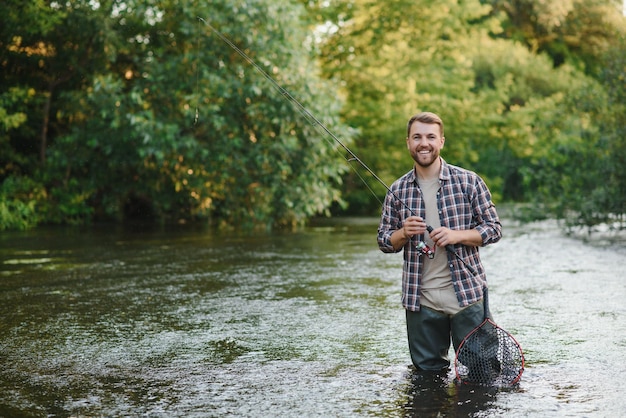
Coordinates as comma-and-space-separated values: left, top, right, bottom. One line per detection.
399, 369, 499, 417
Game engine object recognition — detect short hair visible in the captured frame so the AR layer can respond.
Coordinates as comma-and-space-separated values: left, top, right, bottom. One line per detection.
406, 112, 444, 138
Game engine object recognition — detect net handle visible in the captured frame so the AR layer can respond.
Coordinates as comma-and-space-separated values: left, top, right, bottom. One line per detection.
483, 287, 492, 320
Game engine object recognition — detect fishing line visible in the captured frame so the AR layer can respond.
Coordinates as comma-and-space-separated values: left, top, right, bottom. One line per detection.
198, 18, 391, 225
197, 17, 467, 265
197, 18, 383, 180
194, 36, 201, 125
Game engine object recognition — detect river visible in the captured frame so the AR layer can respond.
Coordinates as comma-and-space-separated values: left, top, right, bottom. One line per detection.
1, 216, 625, 417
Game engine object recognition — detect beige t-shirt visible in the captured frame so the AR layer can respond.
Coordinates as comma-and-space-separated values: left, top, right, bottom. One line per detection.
418, 176, 462, 315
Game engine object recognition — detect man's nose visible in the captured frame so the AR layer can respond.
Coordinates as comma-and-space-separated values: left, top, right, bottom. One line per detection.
416, 137, 428, 146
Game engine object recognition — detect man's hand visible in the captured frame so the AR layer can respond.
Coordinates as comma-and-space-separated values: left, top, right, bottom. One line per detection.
390, 216, 427, 250
429, 227, 483, 248
402, 216, 427, 238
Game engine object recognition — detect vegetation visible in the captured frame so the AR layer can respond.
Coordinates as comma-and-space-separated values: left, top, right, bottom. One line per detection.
1, 0, 625, 231
0, 0, 350, 230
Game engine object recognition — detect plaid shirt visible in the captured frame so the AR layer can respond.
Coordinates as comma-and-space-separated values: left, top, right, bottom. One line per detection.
378, 159, 502, 311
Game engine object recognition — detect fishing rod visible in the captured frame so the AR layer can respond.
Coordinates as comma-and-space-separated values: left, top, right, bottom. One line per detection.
197, 19, 528, 389
198, 17, 463, 260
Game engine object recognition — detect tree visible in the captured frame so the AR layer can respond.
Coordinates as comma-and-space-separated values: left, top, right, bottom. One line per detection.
0, 0, 103, 229
309, 0, 600, 212
526, 34, 626, 230
1, 0, 352, 229
493, 0, 626, 229
486, 0, 626, 74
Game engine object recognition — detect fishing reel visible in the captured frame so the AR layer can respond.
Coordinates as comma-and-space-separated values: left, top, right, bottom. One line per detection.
416, 241, 435, 259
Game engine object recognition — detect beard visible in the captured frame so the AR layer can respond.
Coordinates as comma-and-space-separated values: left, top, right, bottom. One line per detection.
411, 148, 440, 168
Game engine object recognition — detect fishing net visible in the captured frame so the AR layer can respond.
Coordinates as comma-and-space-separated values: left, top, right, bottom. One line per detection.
454, 292, 524, 387
454, 318, 524, 386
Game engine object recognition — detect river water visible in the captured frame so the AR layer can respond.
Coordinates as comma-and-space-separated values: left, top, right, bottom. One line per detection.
1, 216, 625, 417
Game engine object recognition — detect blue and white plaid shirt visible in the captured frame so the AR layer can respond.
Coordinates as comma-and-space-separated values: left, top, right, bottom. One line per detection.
378, 158, 502, 311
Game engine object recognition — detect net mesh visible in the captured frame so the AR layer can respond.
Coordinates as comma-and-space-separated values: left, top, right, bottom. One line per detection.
454, 319, 524, 387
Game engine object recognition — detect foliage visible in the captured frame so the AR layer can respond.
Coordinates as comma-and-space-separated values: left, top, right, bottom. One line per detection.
0, 176, 46, 230
524, 34, 626, 230
1, 0, 351, 229
308, 0, 619, 215
486, 0, 625, 75
1, 0, 625, 230
310, 0, 496, 212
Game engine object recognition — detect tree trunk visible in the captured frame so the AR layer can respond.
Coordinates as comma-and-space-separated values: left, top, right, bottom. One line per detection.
40, 88, 52, 165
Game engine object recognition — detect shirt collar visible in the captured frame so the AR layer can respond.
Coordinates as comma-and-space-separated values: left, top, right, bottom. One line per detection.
409, 157, 450, 183
439, 158, 451, 181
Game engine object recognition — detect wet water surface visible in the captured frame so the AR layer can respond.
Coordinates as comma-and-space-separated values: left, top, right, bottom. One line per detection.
1, 218, 625, 417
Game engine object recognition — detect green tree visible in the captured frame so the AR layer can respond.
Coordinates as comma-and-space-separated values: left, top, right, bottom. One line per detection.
493, 0, 626, 229
486, 0, 625, 75
309, 0, 600, 213
0, 0, 103, 228
525, 35, 626, 230
1, 0, 352, 229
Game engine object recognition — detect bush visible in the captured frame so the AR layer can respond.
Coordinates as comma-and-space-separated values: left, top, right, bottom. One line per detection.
0, 176, 46, 230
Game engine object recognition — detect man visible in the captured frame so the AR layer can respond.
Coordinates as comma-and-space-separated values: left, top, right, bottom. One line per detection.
377, 111, 502, 371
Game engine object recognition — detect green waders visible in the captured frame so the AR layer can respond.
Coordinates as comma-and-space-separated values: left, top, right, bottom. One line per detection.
406, 300, 484, 371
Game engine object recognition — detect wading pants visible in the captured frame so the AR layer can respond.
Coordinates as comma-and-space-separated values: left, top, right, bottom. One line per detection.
406, 301, 484, 371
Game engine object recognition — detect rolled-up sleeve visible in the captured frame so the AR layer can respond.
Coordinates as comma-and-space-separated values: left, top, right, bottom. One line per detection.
472, 176, 502, 247
378, 190, 402, 253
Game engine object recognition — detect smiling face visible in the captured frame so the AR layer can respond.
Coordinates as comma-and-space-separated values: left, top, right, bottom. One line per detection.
406, 120, 445, 170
